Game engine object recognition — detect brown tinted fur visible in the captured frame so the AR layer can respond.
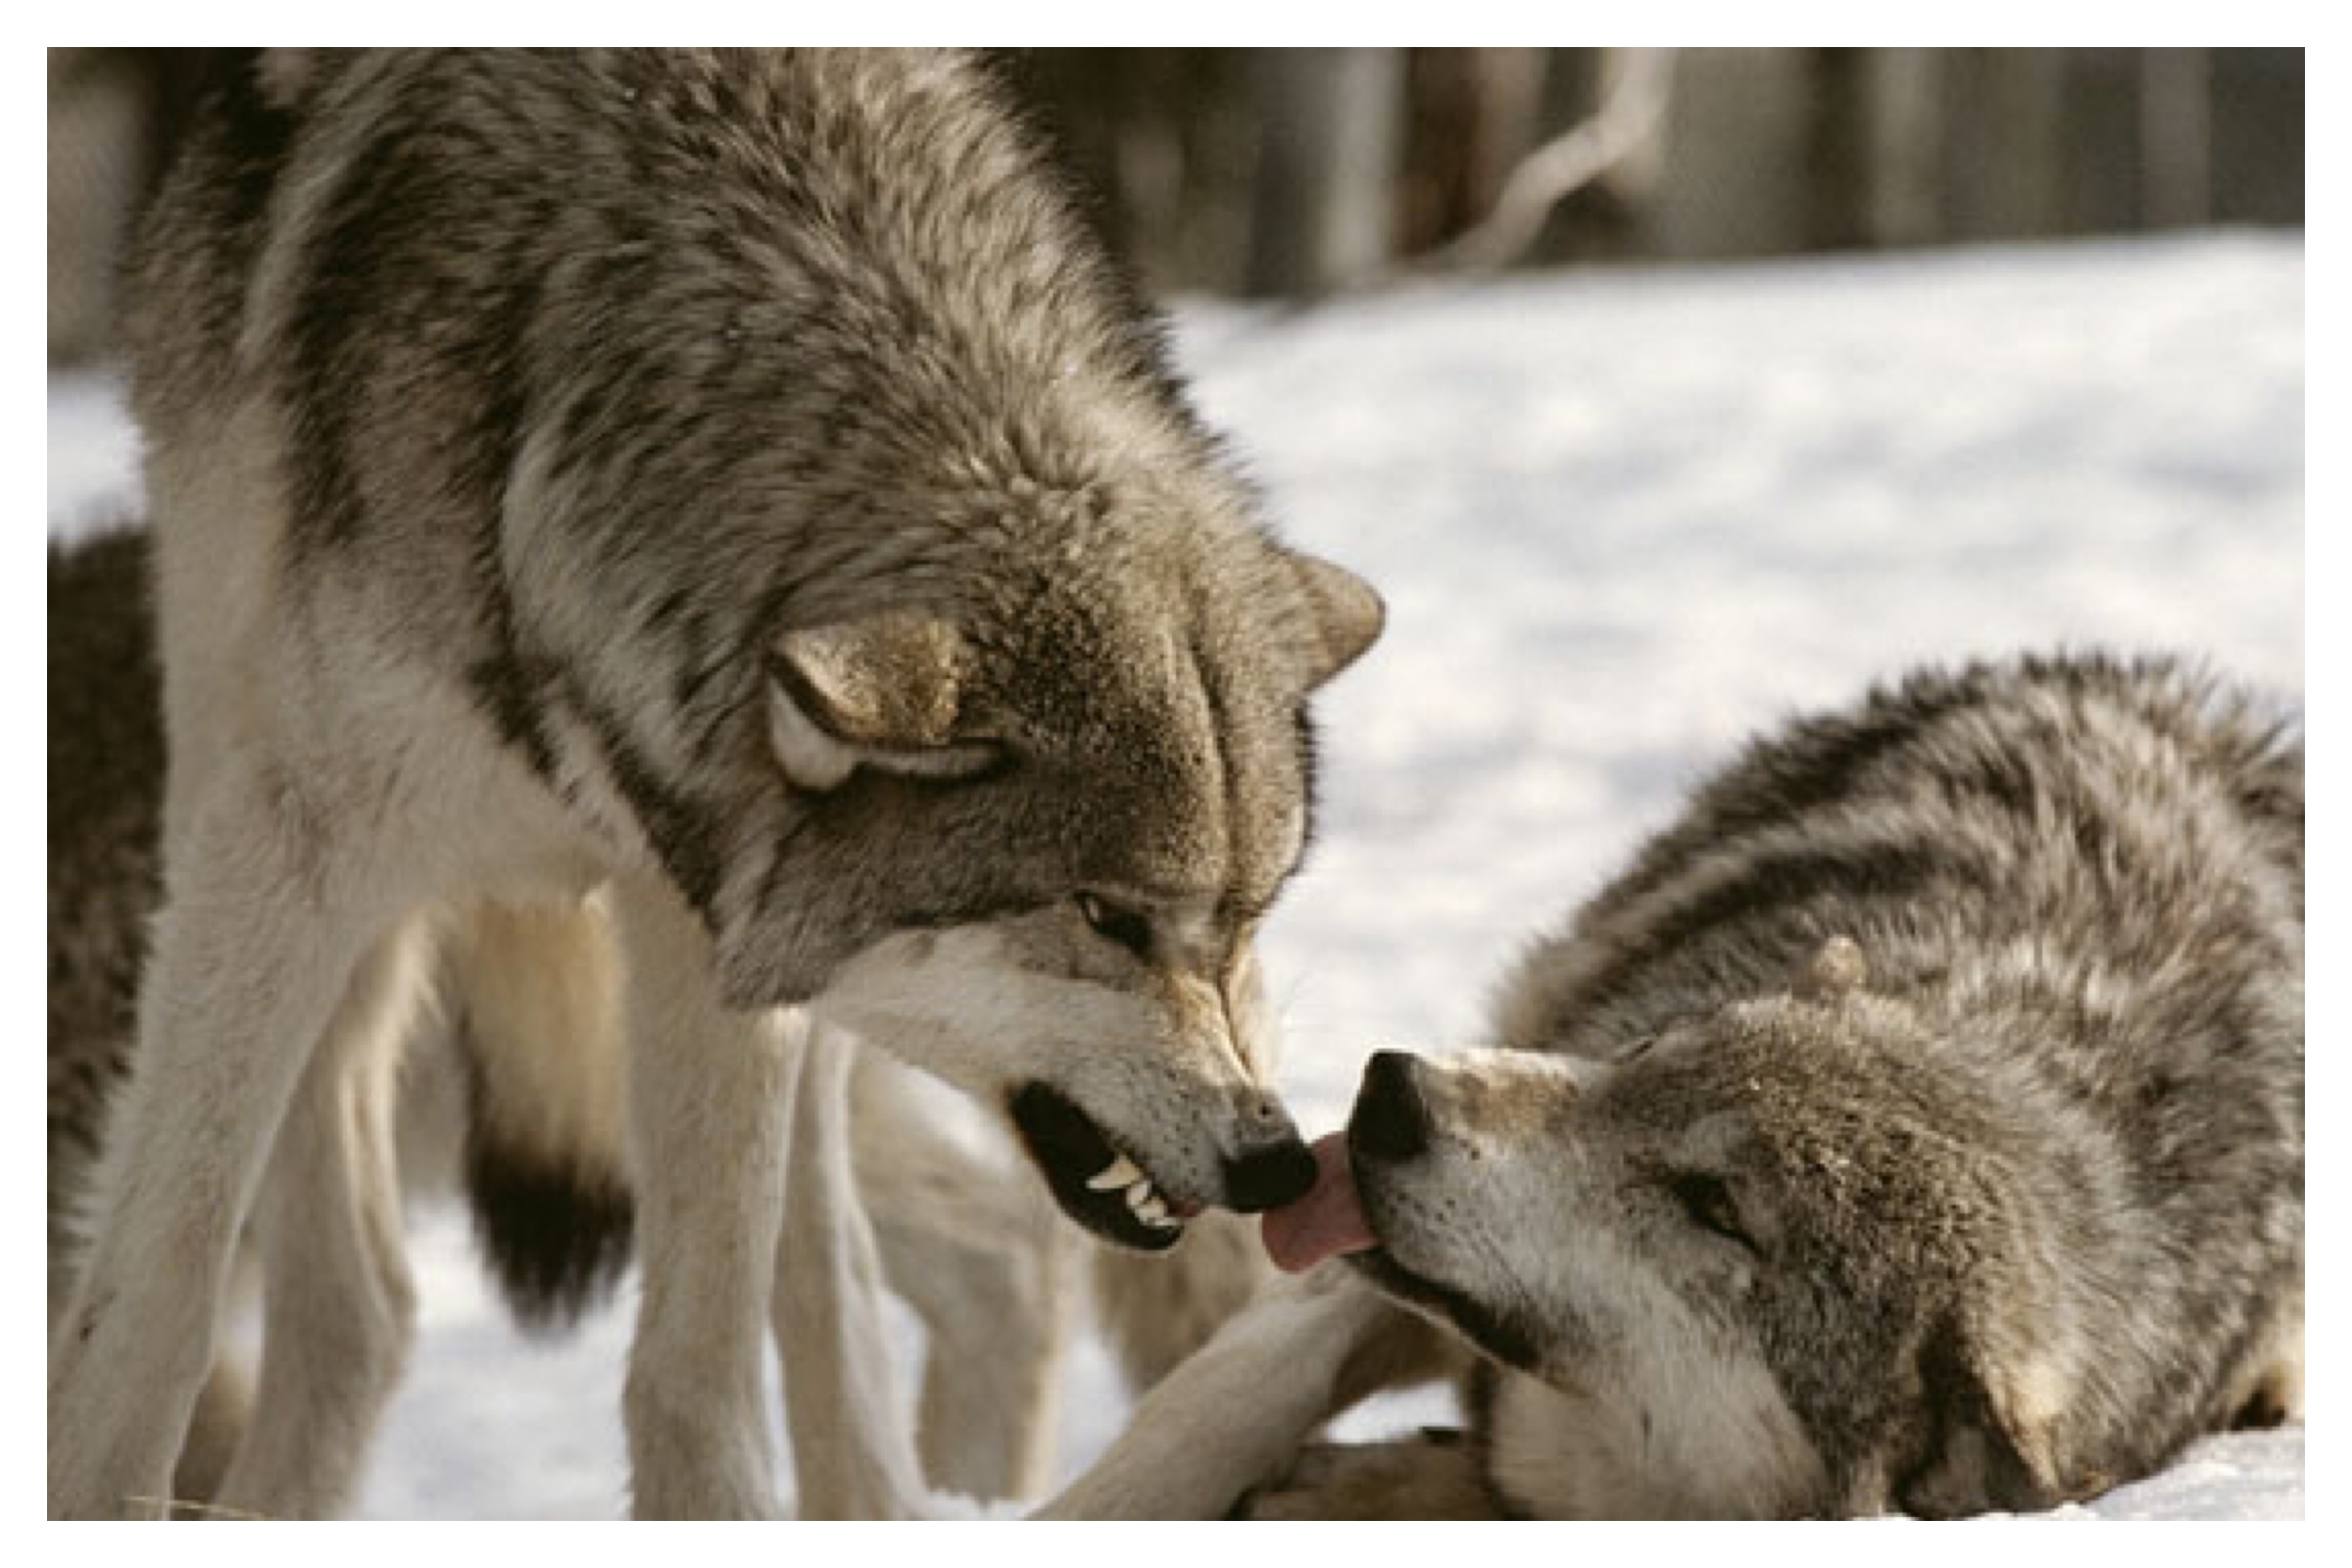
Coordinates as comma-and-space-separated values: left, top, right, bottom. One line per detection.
1265, 655, 2301, 1518
59, 51, 1382, 1517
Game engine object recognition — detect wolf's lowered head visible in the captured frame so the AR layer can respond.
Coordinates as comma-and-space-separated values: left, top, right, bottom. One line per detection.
730, 503, 1384, 1248
1271, 948, 2173, 1517
309, 51, 1396, 1252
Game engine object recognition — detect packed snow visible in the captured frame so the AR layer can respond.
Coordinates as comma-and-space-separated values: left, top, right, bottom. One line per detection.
46, 232, 2305, 1520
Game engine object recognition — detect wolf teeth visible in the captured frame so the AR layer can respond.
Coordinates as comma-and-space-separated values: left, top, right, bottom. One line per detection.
1087, 1154, 1144, 1192
1084, 1153, 1183, 1228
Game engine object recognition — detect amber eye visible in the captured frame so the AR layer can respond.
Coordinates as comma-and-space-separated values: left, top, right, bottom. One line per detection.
1076, 893, 1152, 958
1669, 1171, 1754, 1252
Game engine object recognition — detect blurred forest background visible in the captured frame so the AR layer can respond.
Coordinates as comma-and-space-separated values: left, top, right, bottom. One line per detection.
48, 46, 2305, 363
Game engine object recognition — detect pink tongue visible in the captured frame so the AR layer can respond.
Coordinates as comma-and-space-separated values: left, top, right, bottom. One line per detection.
1260, 1130, 1378, 1274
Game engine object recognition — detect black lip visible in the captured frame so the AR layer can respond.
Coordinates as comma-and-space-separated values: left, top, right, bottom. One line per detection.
1007, 1083, 1185, 1252
1346, 1248, 1541, 1373
1343, 1125, 1541, 1372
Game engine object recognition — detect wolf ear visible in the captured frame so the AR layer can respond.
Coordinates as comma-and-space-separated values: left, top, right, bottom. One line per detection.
1285, 551, 1386, 689
1794, 935, 1869, 999
1895, 1319, 2063, 1518
767, 613, 1002, 792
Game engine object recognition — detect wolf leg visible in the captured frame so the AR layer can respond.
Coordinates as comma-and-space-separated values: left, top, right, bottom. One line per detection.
1035, 1266, 1404, 1519
772, 1022, 934, 1518
213, 918, 434, 1517
48, 774, 401, 1518
1091, 1211, 1274, 1395
613, 871, 798, 1520
852, 1052, 1075, 1502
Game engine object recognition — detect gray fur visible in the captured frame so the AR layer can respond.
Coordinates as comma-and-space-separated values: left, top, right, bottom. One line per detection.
1301, 653, 2303, 1517
54, 49, 1378, 1519
48, 521, 1284, 1515
120, 48, 1374, 1006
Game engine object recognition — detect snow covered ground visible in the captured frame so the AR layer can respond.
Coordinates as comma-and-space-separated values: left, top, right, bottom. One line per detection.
46, 232, 2305, 1520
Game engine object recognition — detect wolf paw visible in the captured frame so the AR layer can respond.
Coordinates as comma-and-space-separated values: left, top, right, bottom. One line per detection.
1233, 1430, 1489, 1520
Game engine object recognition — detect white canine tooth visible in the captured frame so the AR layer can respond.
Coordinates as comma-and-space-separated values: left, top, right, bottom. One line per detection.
1143, 1209, 1181, 1231
1124, 1178, 1155, 1206
1087, 1155, 1144, 1192
1134, 1195, 1169, 1224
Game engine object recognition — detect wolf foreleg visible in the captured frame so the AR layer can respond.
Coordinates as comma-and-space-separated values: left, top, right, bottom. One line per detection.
615, 873, 798, 1520
772, 1022, 935, 1518
48, 776, 403, 1518
1035, 1265, 1396, 1519
853, 1051, 1076, 1503
213, 919, 434, 1517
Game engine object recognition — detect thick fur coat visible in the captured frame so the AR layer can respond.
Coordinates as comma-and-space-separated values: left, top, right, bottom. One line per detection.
1065, 654, 2303, 1520
51, 50, 1377, 1519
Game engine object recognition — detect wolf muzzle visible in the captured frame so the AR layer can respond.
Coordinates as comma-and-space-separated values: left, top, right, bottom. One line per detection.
1221, 1133, 1319, 1212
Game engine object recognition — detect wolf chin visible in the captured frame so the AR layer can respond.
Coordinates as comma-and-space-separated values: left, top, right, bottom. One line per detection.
48, 49, 1381, 1520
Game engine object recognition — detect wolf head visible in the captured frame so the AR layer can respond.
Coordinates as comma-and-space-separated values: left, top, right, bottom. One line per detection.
669, 491, 1381, 1248
393, 53, 1396, 1249
1275, 943, 2091, 1516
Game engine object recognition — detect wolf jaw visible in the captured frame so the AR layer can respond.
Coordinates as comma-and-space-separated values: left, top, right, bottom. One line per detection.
1011, 1084, 1199, 1250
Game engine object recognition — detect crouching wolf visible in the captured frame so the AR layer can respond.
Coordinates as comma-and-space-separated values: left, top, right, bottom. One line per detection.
49, 49, 1381, 1519
1053, 654, 2303, 1519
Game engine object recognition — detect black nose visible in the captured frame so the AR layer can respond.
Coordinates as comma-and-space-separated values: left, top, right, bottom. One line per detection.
1222, 1136, 1318, 1212
1351, 1050, 1432, 1163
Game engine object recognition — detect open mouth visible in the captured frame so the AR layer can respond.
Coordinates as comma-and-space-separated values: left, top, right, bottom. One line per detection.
1007, 1083, 1200, 1252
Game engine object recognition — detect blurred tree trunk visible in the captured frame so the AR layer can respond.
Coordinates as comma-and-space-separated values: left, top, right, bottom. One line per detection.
1007, 49, 1258, 296
2057, 48, 2143, 236
2140, 47, 2213, 228
2209, 48, 2303, 225
1637, 48, 1814, 260
1808, 48, 1872, 251
1248, 49, 1405, 298
1394, 49, 1547, 256
1521, 50, 1620, 264
1857, 48, 1946, 248
1940, 49, 2066, 241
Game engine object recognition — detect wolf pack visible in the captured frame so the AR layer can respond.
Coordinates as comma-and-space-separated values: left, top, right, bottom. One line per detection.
48, 50, 2301, 1520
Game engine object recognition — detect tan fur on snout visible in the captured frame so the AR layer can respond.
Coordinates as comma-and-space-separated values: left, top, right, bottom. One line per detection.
816, 905, 1288, 1211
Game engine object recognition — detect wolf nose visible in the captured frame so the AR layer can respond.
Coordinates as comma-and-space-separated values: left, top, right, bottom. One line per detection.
1222, 1135, 1318, 1212
1352, 1050, 1431, 1163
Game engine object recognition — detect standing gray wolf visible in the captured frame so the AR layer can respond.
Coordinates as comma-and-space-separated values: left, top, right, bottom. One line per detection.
49, 48, 1380, 1519
1045, 654, 2302, 1519
49, 527, 1275, 1513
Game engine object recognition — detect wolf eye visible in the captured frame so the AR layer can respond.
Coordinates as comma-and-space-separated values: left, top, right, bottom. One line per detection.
1668, 1171, 1754, 1252
1075, 893, 1152, 958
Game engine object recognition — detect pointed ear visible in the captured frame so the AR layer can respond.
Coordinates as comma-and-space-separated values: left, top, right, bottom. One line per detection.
1285, 551, 1385, 689
1793, 934, 1869, 1000
1895, 1319, 2064, 1518
767, 613, 1001, 792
